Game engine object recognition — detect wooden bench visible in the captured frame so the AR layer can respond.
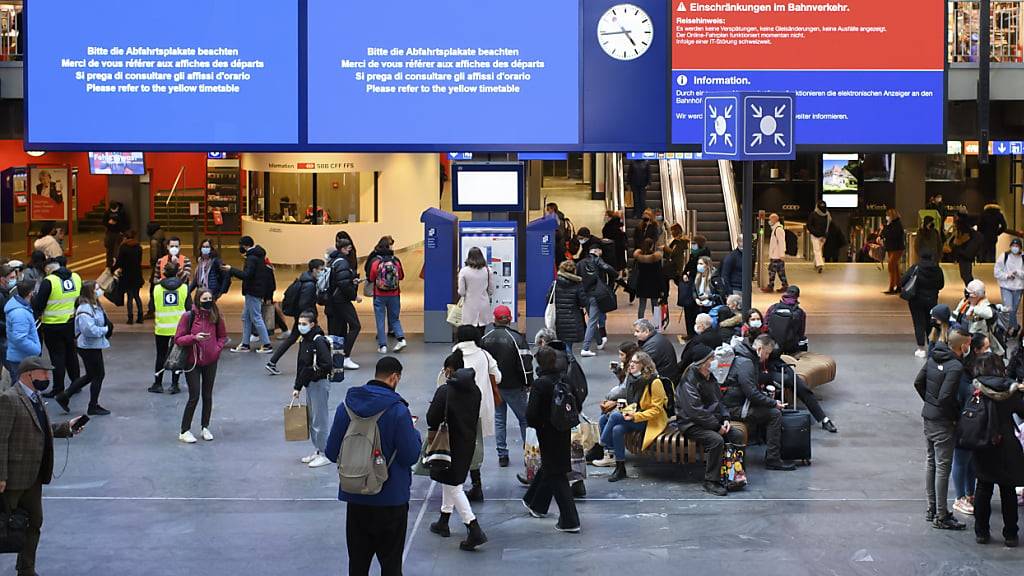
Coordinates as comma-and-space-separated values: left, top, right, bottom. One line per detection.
625, 421, 748, 464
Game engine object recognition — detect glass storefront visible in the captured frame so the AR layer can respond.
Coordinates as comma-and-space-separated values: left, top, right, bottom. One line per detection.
948, 0, 1023, 63
246, 170, 378, 225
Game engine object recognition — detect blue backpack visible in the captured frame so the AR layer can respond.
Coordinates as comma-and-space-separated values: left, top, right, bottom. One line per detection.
314, 334, 346, 383
708, 304, 727, 329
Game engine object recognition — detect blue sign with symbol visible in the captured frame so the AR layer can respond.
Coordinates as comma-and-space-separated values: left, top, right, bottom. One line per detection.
1013, 142, 1024, 155
992, 141, 1024, 156
448, 153, 474, 161
702, 92, 796, 161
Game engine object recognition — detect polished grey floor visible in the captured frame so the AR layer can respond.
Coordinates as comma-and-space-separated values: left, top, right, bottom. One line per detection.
5, 333, 1022, 575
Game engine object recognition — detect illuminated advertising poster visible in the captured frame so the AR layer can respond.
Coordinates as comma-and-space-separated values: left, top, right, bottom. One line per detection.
460, 223, 518, 322
28, 167, 69, 221
670, 0, 945, 147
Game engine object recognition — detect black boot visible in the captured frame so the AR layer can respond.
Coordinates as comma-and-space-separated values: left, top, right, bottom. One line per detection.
465, 470, 484, 502
168, 383, 181, 395
572, 481, 587, 498
429, 512, 451, 538
608, 461, 627, 482
459, 520, 488, 551
584, 443, 605, 463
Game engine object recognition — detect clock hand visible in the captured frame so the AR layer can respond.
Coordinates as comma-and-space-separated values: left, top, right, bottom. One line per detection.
619, 26, 636, 46
599, 30, 628, 36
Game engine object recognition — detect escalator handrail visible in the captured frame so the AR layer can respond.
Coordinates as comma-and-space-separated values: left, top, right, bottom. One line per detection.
718, 160, 741, 250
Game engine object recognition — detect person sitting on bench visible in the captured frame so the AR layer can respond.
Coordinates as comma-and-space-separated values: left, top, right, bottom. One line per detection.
765, 352, 838, 433
722, 334, 796, 471
676, 349, 747, 496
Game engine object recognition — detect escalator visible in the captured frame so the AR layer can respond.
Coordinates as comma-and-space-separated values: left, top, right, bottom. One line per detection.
623, 159, 664, 248
680, 160, 734, 255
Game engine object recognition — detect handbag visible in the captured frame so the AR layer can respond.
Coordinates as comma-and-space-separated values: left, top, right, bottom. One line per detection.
96, 268, 116, 292
424, 385, 452, 471
544, 281, 557, 330
0, 500, 29, 554
283, 399, 310, 441
104, 276, 125, 307
899, 266, 919, 301
446, 298, 464, 326
721, 442, 748, 491
163, 312, 197, 374
523, 427, 541, 483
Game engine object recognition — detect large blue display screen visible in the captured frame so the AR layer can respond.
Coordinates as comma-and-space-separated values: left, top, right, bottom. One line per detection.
306, 0, 579, 146
26, 0, 298, 146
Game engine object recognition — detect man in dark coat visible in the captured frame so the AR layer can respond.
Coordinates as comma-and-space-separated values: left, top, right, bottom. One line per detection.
549, 263, 586, 345
679, 313, 722, 370
626, 160, 651, 218
978, 204, 1007, 263
913, 330, 970, 530
720, 239, 743, 295
522, 346, 581, 532
676, 350, 746, 496
482, 306, 532, 467
634, 318, 681, 385
222, 236, 273, 354
102, 201, 130, 269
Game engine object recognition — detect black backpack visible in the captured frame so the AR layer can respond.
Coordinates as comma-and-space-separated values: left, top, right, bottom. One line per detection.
658, 376, 676, 418
784, 229, 799, 257
564, 351, 589, 408
281, 278, 303, 317
767, 304, 802, 354
957, 387, 999, 450
550, 377, 581, 432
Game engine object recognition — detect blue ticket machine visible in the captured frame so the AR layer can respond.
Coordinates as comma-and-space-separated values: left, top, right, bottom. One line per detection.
420, 208, 458, 343
524, 216, 557, 340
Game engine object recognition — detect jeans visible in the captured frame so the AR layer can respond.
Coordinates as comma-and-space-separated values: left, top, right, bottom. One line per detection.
241, 295, 270, 346
582, 297, 606, 351
346, 503, 407, 576
950, 447, 976, 500
730, 405, 783, 462
373, 295, 405, 347
306, 379, 331, 453
181, 362, 217, 433
440, 483, 476, 523
974, 481, 1019, 539
523, 466, 580, 528
495, 387, 528, 458
599, 411, 646, 461
328, 300, 361, 356
65, 348, 105, 408
683, 426, 747, 482
924, 419, 956, 517
909, 298, 937, 347
1001, 287, 1023, 329
154, 334, 181, 386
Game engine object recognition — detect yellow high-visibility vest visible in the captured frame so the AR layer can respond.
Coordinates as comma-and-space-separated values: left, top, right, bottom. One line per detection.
41, 273, 81, 325
154, 283, 188, 336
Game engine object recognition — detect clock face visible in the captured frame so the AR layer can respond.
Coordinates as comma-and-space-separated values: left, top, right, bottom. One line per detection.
597, 4, 653, 61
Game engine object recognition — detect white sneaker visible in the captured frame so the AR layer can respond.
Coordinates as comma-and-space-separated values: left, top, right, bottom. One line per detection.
179, 431, 197, 444
276, 331, 291, 341
250, 335, 260, 344
580, 349, 597, 358
597, 337, 608, 350
591, 451, 616, 467
201, 428, 214, 441
301, 452, 320, 464
308, 454, 332, 468
378, 345, 388, 354
914, 348, 927, 358
393, 339, 407, 352
344, 357, 360, 370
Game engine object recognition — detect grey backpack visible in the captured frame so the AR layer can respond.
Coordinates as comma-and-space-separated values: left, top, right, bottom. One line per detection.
338, 406, 393, 495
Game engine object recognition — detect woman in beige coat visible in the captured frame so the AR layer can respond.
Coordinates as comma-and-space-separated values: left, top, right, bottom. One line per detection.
458, 247, 494, 331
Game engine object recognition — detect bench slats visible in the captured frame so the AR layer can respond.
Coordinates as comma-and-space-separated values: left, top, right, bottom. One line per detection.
625, 422, 748, 464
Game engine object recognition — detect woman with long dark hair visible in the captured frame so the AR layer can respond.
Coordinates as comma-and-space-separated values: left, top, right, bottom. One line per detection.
193, 238, 227, 300
175, 287, 228, 443
112, 230, 144, 324
458, 247, 493, 331
56, 280, 110, 415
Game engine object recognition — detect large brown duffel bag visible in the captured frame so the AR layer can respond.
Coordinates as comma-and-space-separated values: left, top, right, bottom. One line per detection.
782, 352, 837, 389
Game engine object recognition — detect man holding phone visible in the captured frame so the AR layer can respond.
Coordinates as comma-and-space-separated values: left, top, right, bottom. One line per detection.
0, 356, 87, 576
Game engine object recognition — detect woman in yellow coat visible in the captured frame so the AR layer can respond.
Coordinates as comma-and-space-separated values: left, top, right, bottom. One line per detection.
591, 351, 668, 482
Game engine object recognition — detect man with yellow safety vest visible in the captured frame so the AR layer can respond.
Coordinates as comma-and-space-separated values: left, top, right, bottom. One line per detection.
30, 256, 82, 398
149, 261, 191, 395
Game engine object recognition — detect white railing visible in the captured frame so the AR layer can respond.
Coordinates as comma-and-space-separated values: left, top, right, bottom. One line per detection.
718, 160, 741, 249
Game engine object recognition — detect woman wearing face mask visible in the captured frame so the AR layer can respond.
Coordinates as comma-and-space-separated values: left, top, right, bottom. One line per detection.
56, 280, 110, 415
741, 308, 767, 343
112, 230, 144, 324
881, 208, 906, 294
175, 288, 228, 444
993, 238, 1024, 332
192, 239, 226, 300
632, 238, 664, 321
902, 250, 944, 358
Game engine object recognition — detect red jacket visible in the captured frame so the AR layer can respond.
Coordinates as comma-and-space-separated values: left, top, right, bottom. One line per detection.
173, 305, 228, 367
369, 256, 404, 297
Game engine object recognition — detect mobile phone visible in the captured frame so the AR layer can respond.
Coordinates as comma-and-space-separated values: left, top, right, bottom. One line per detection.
71, 414, 90, 431
609, 361, 620, 371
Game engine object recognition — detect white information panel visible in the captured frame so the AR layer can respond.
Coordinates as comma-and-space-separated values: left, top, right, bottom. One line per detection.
459, 222, 518, 322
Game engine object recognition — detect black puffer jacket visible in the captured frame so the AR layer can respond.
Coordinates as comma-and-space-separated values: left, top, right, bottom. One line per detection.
971, 376, 1024, 485
293, 271, 319, 316
576, 254, 617, 312
481, 325, 531, 390
526, 370, 571, 474
294, 325, 332, 391
675, 363, 729, 433
549, 271, 585, 344
902, 255, 944, 302
230, 245, 271, 298
722, 340, 777, 410
427, 368, 481, 486
327, 249, 358, 304
913, 342, 963, 422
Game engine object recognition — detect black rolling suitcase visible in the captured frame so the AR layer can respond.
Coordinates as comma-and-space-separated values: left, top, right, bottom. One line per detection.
778, 364, 812, 464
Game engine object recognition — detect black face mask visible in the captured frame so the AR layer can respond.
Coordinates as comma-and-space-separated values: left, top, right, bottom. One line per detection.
239, 246, 247, 254
32, 379, 51, 392
200, 301, 214, 310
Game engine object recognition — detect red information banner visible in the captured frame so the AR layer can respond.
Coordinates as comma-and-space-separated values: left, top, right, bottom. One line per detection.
28, 166, 69, 221
672, 0, 944, 70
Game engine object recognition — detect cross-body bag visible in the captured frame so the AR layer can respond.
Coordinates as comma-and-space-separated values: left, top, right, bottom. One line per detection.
424, 380, 452, 471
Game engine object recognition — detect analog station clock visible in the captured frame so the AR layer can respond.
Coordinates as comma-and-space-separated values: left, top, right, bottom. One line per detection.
597, 3, 653, 61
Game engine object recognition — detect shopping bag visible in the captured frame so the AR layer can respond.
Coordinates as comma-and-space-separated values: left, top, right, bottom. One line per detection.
569, 438, 587, 482
96, 268, 116, 292
284, 400, 310, 441
544, 281, 557, 330
572, 414, 600, 452
523, 427, 541, 483
446, 298, 464, 326
721, 443, 747, 491
424, 423, 452, 471
262, 302, 276, 332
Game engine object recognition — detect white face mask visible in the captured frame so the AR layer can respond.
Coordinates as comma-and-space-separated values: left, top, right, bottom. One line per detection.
297, 324, 312, 335
696, 264, 707, 274
749, 319, 762, 329
168, 246, 180, 257
95, 288, 104, 298
1013, 246, 1021, 255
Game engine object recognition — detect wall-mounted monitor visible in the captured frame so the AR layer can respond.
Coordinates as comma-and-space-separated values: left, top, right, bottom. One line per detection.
88, 152, 145, 175
452, 163, 524, 213
822, 153, 861, 209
